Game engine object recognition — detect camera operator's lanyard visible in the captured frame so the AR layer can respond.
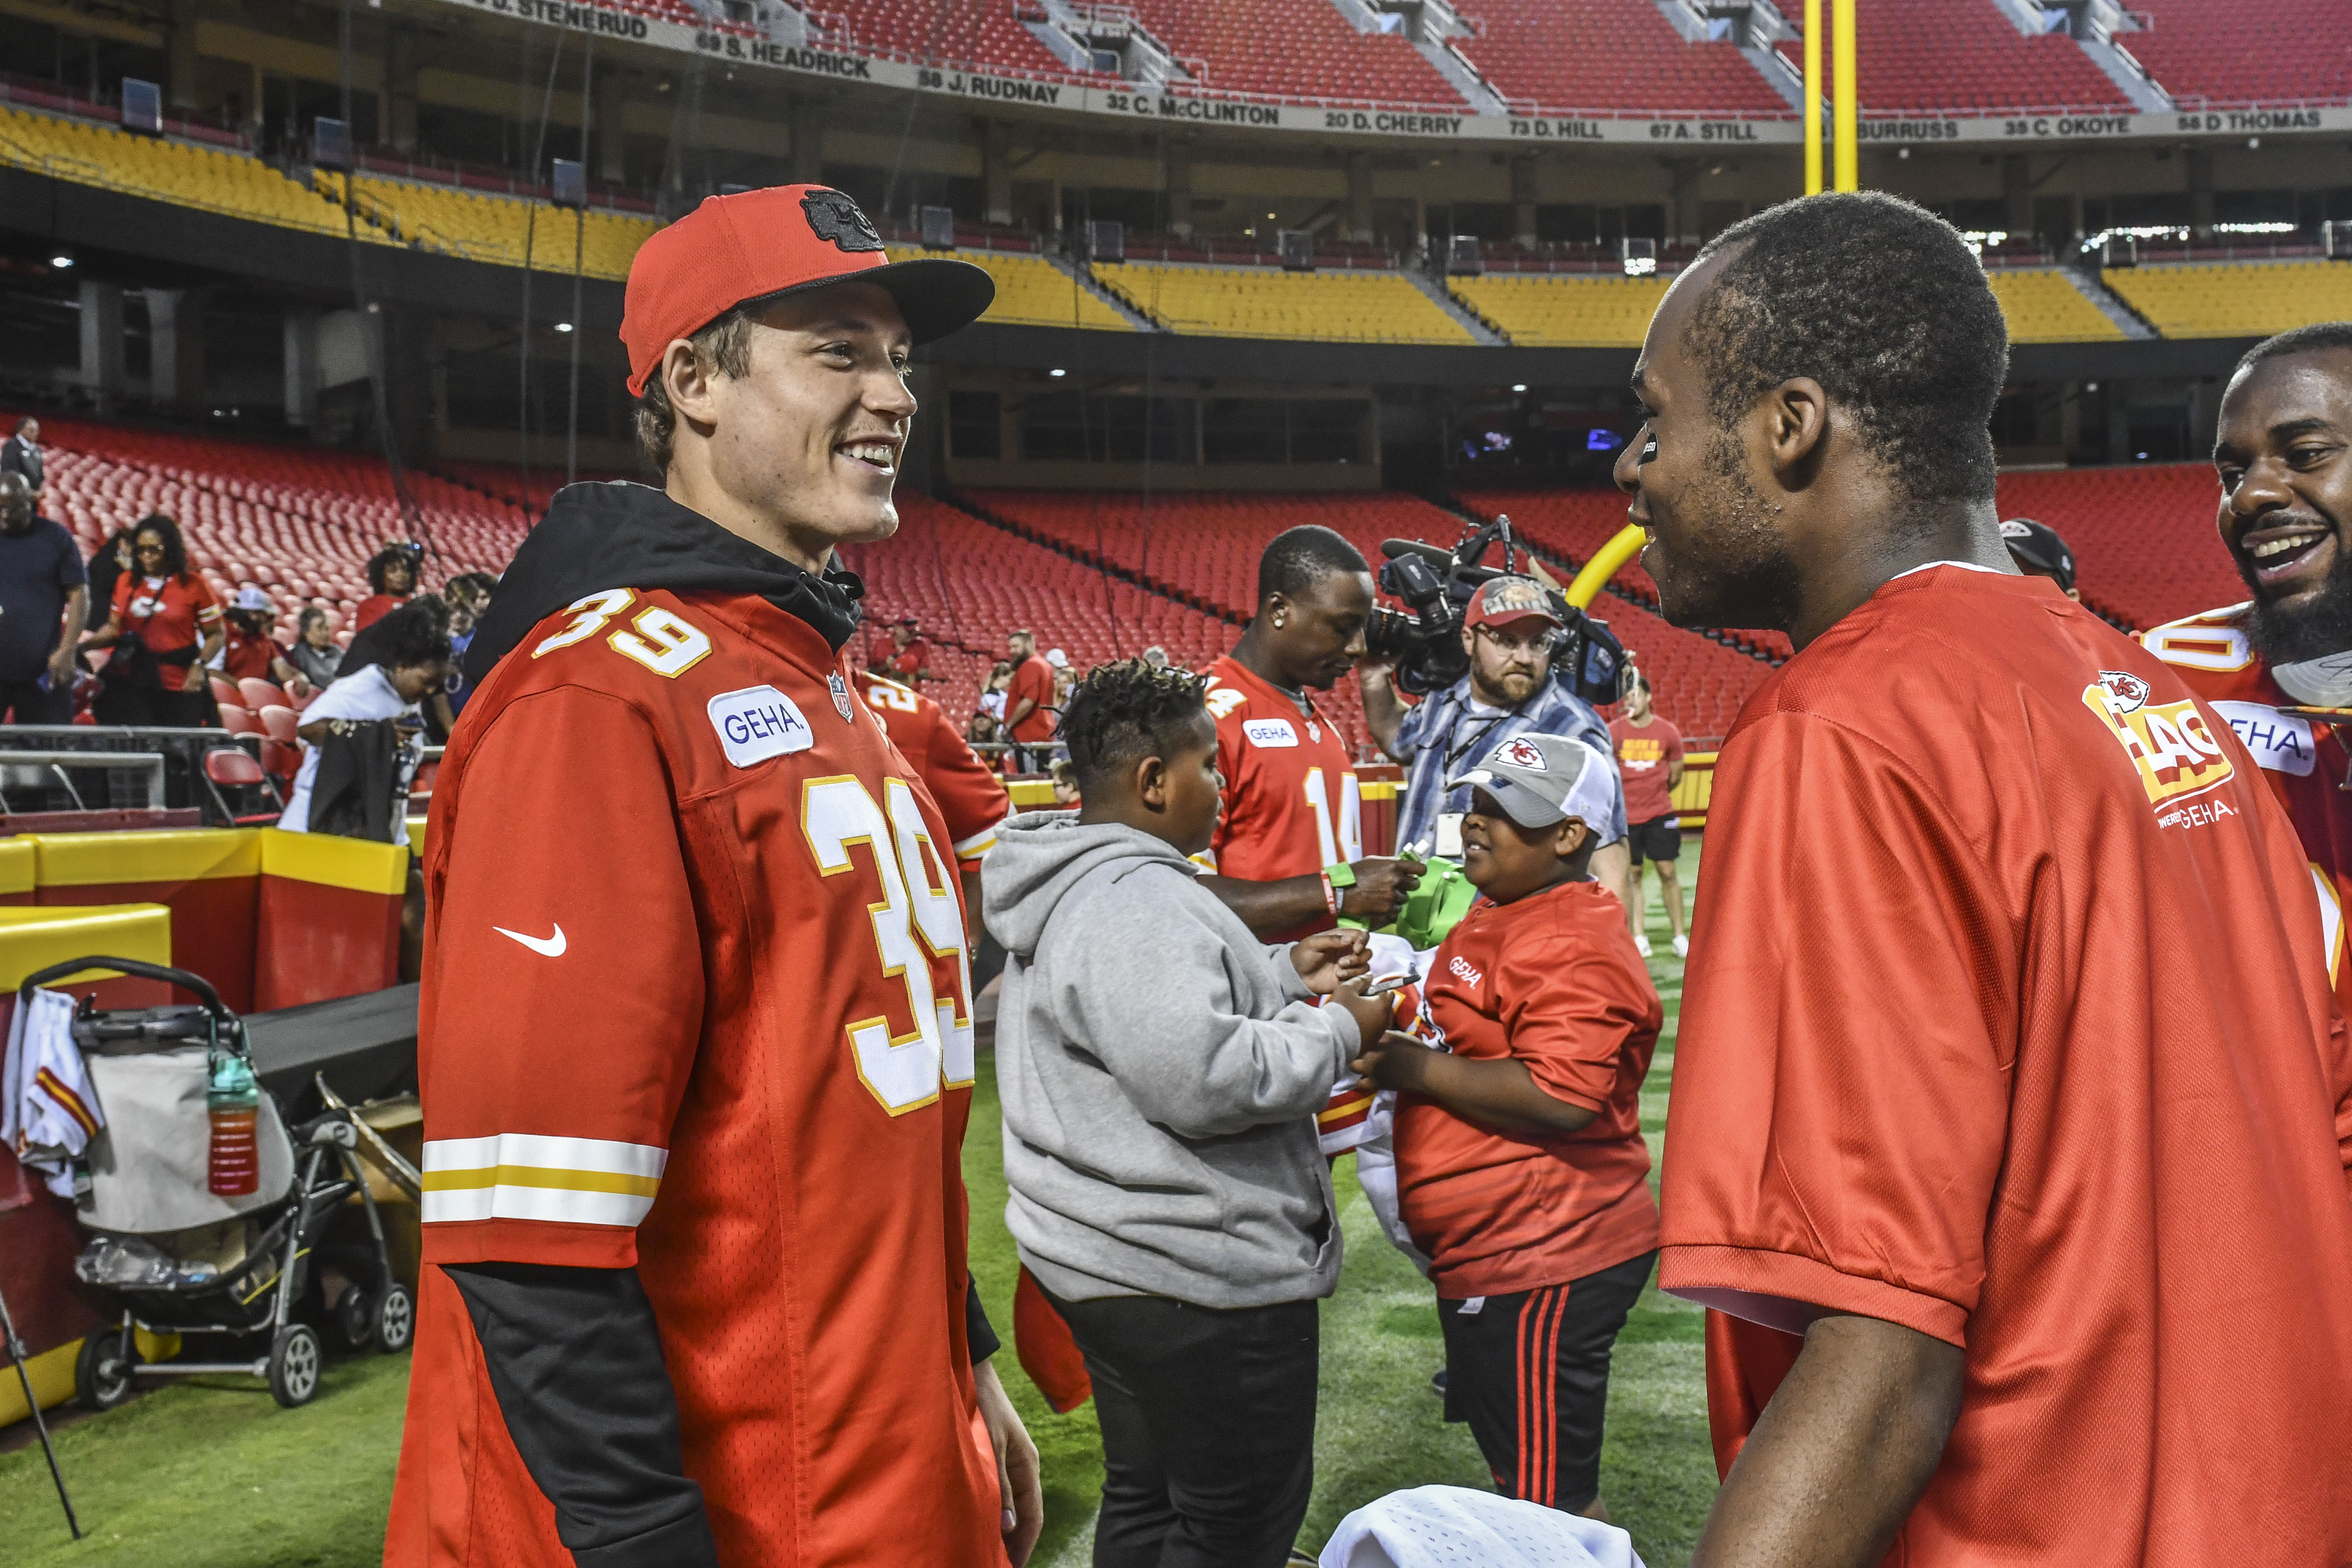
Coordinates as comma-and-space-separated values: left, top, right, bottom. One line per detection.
1432, 696, 1521, 857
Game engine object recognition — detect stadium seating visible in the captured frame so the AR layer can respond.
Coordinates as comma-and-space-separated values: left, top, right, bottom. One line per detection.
1775, 0, 2129, 113
319, 171, 657, 279
1121, 0, 1467, 107
822, 0, 1079, 76
0, 104, 392, 243
1992, 463, 2241, 631
2102, 261, 2352, 340
1451, 0, 1788, 115
1987, 270, 2126, 344
1092, 264, 1473, 343
886, 246, 1132, 331
25, 416, 528, 623
841, 490, 1244, 738
2116, 0, 2351, 109
1450, 274, 1671, 347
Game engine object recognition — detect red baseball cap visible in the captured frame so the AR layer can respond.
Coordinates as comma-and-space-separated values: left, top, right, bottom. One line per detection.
620, 184, 995, 396
1464, 574, 1565, 631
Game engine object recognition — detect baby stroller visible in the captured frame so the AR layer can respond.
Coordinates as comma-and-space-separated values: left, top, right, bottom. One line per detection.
25, 957, 414, 1410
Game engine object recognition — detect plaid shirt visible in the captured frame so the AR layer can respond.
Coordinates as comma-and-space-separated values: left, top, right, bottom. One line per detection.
1390, 672, 1628, 855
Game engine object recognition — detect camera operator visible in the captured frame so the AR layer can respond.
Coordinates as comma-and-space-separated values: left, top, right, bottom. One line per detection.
1361, 574, 1633, 917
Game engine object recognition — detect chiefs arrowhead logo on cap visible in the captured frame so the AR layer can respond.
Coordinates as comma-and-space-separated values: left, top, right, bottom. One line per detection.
1498, 737, 1548, 770
801, 189, 883, 253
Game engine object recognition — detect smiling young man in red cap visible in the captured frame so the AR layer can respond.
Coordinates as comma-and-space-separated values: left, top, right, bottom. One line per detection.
385, 185, 1043, 1568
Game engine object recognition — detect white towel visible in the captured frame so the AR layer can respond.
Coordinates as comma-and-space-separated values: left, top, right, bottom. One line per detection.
3, 988, 100, 1198
1318, 935, 1441, 1157
1320, 1485, 1646, 1568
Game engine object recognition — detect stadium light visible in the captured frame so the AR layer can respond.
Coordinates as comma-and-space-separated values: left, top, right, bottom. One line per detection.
1050, 368, 1067, 378
553, 322, 574, 333
1511, 384, 1528, 393
50, 253, 73, 269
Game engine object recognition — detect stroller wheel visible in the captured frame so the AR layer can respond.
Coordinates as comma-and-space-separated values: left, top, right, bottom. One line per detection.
268, 1324, 323, 1408
74, 1327, 140, 1411
374, 1284, 415, 1354
336, 1287, 376, 1351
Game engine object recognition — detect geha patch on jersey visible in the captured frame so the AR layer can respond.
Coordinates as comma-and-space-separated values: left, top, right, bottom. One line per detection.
1243, 718, 1299, 749
709, 685, 816, 767
2082, 669, 2235, 809
2212, 700, 2317, 777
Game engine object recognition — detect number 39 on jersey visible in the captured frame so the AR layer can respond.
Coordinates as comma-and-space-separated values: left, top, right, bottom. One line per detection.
801, 774, 977, 1115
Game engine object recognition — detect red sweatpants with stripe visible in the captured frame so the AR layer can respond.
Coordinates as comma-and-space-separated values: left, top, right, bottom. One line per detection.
1435, 1250, 1654, 1514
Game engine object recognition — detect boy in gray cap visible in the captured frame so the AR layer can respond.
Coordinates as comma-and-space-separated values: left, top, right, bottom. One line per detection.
1353, 732, 1662, 1518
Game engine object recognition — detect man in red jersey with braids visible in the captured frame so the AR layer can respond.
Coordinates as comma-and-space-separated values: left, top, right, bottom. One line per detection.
387, 184, 1043, 1568
2145, 323, 2352, 1011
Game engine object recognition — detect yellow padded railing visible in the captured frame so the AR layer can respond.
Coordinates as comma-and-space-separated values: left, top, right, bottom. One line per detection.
1987, 269, 2124, 343
885, 246, 1131, 331
2104, 260, 2352, 340
1449, 274, 1669, 347
0, 104, 395, 243
1094, 263, 1473, 344
315, 171, 656, 279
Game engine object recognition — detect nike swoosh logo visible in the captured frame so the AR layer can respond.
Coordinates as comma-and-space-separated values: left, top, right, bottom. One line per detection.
492, 923, 567, 958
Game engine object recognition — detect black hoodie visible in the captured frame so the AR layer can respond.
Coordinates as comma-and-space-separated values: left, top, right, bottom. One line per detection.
463, 480, 866, 689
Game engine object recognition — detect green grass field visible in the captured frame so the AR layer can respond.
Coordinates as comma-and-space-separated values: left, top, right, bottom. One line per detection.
0, 846, 1713, 1568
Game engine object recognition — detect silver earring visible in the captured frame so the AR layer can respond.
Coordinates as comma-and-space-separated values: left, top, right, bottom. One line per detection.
1273, 616, 1285, 628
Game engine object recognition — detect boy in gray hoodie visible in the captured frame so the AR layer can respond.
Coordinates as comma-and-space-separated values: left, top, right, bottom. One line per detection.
985, 659, 1393, 1568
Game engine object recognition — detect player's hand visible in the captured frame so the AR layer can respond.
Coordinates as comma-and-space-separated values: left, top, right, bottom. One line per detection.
1329, 976, 1396, 1049
180, 665, 207, 693
1341, 857, 1422, 923
46, 649, 74, 689
1290, 928, 1370, 995
1351, 1029, 1435, 1094
974, 1358, 1043, 1565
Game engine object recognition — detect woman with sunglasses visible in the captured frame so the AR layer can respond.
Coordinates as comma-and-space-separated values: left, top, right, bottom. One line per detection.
81, 512, 223, 727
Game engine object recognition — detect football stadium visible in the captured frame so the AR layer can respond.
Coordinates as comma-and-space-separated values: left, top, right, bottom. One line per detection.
0, 0, 2349, 1562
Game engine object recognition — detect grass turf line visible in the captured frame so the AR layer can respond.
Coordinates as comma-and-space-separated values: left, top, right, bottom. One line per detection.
0, 842, 1714, 1567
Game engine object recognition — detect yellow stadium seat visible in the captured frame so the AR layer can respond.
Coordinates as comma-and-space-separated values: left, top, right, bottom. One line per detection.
1094, 263, 1472, 344
318, 172, 658, 280
1986, 269, 2126, 343
885, 246, 1131, 332
1448, 274, 1669, 347
0, 104, 399, 244
2103, 260, 2352, 340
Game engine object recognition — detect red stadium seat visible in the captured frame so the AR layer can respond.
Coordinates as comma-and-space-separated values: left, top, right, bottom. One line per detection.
238, 677, 287, 711
218, 702, 261, 736
258, 704, 302, 745
209, 674, 241, 706
202, 745, 284, 824
259, 736, 302, 786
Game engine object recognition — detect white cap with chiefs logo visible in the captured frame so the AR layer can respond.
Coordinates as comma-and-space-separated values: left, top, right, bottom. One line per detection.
1446, 731, 1617, 831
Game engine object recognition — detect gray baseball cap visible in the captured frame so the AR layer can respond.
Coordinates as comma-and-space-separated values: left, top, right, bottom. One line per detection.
1447, 732, 1618, 831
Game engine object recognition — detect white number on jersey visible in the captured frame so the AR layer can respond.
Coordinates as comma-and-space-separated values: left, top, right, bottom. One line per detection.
534, 589, 636, 656
2144, 618, 2253, 673
1205, 684, 1249, 721
801, 776, 975, 1114
866, 681, 920, 714
610, 606, 713, 679
1302, 767, 1364, 866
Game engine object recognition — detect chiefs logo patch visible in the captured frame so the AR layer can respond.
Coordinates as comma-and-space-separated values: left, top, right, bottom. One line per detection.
1496, 738, 1548, 770
801, 188, 883, 252
2082, 670, 2234, 808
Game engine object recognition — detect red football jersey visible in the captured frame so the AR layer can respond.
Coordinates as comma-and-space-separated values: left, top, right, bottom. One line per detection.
1006, 655, 1057, 743
1202, 654, 1361, 940
387, 588, 999, 1568
1662, 568, 2352, 1565
2143, 602, 2352, 1015
1397, 879, 1660, 1298
862, 670, 1010, 868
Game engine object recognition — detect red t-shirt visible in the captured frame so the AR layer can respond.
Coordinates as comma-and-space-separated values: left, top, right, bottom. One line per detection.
387, 588, 998, 1568
1397, 879, 1661, 1298
2144, 602, 2352, 1019
219, 628, 281, 683
1608, 715, 1685, 825
1006, 654, 1058, 743
1661, 567, 2352, 1564
354, 592, 408, 631
113, 572, 222, 657
863, 670, 1010, 868
1203, 654, 1361, 941
888, 638, 930, 680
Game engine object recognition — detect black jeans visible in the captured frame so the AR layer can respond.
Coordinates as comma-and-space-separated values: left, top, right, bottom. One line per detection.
0, 676, 69, 725
1043, 1287, 1320, 1568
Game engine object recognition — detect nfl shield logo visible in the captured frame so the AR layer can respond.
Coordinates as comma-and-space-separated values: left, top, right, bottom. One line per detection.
828, 672, 855, 724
